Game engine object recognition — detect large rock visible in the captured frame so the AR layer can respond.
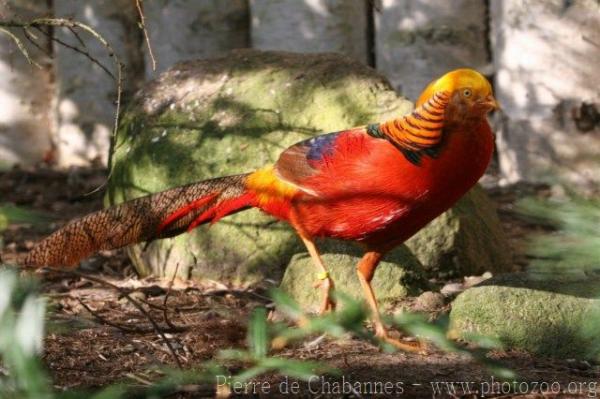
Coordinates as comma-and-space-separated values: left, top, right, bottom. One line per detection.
107, 49, 413, 285
406, 185, 513, 279
280, 239, 429, 313
449, 272, 600, 361
108, 49, 511, 287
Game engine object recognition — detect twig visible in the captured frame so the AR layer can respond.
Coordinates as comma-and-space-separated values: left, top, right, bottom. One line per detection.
139, 297, 205, 313
162, 263, 186, 332
196, 288, 272, 302
67, 25, 86, 48
56, 269, 183, 369
21, 27, 50, 57
76, 296, 154, 333
303, 334, 327, 349
126, 372, 154, 386
37, 26, 115, 79
134, 0, 156, 71
0, 26, 41, 68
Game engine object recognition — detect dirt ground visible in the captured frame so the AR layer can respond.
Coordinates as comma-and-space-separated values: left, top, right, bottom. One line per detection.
1, 165, 599, 398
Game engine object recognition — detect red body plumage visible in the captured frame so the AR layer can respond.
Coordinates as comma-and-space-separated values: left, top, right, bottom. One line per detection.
253, 121, 494, 249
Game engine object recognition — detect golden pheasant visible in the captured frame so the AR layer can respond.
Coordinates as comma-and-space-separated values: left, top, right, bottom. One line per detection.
24, 68, 498, 351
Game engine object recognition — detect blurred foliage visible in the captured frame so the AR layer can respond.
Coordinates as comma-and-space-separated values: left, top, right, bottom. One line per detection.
517, 193, 600, 274
0, 267, 50, 399
517, 190, 600, 360
0, 268, 513, 398
393, 313, 515, 379
0, 204, 53, 232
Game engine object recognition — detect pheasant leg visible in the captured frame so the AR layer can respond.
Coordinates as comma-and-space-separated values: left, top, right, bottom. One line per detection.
356, 251, 426, 353
300, 236, 336, 314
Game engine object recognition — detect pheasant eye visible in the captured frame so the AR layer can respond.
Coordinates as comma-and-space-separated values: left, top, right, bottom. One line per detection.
462, 88, 472, 97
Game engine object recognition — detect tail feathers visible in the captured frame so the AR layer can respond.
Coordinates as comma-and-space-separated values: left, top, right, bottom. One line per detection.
157, 193, 219, 234
22, 173, 253, 269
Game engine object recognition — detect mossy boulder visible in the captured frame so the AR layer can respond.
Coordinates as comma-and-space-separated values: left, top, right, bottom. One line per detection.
280, 239, 429, 313
449, 271, 600, 361
107, 49, 511, 288
406, 185, 513, 279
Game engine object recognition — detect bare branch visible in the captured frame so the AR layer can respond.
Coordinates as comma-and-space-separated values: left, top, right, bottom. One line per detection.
162, 263, 188, 332
0, 17, 124, 194
135, 0, 156, 71
76, 297, 154, 333
55, 269, 183, 369
39, 27, 115, 79
67, 25, 86, 48
0, 26, 41, 68
21, 27, 51, 58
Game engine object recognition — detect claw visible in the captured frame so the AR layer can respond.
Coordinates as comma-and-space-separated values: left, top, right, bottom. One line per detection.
375, 328, 428, 354
314, 277, 336, 315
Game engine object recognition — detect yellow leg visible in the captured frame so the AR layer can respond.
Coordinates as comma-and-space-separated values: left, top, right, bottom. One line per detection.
356, 251, 426, 354
300, 236, 336, 314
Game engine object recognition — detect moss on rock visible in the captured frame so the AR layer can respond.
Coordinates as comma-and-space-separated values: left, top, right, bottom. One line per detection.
406, 185, 513, 279
280, 239, 429, 313
449, 272, 600, 361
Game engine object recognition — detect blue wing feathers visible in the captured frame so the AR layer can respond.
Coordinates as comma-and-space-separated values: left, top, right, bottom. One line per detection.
304, 132, 340, 161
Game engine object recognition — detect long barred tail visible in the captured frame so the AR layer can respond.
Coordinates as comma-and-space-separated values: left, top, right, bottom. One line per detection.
23, 173, 253, 268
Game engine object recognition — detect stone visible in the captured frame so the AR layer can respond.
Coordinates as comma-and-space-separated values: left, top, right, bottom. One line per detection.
280, 239, 429, 314
107, 49, 413, 285
375, 0, 488, 100
250, 0, 368, 64
440, 282, 463, 297
406, 185, 513, 279
491, 0, 600, 189
449, 272, 600, 361
414, 291, 445, 312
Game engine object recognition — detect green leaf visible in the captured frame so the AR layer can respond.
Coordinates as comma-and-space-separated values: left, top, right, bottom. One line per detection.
269, 288, 302, 319
484, 362, 518, 380
248, 307, 269, 358
462, 332, 504, 350
218, 349, 252, 362
89, 385, 127, 399
0, 204, 53, 225
260, 357, 335, 380
231, 365, 270, 384
0, 212, 8, 231
0, 269, 17, 317
15, 296, 46, 356
393, 312, 458, 352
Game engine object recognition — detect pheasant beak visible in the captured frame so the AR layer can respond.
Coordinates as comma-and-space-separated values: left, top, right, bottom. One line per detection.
480, 95, 500, 112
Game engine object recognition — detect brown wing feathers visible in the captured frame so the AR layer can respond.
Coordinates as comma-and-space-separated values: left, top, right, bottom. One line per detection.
23, 174, 249, 268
